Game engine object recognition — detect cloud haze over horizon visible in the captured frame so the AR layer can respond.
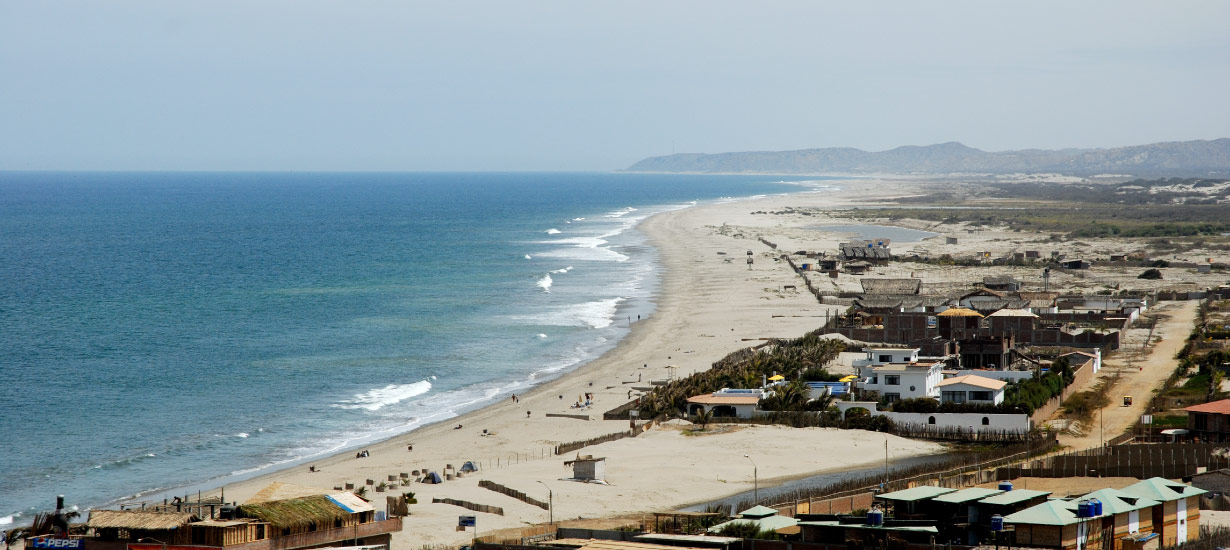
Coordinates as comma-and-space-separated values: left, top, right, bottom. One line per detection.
2, 1, 1228, 171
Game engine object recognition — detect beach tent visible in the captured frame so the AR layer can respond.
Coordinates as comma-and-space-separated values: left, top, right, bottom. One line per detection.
423, 471, 443, 484
460, 461, 478, 473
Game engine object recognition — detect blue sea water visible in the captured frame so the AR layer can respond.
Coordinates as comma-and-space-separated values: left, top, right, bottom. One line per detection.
0, 171, 829, 524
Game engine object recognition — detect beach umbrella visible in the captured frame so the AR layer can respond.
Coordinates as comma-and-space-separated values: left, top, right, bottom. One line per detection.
767, 375, 785, 381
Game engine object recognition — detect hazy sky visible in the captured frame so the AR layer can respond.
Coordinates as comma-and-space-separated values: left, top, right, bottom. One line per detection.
2, 2, 1228, 171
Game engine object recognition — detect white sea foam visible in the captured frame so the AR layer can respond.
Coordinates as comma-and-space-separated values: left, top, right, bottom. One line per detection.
1, 515, 15, 525
524, 254, 532, 259
516, 298, 624, 329
551, 266, 573, 274
545, 228, 561, 234
604, 207, 637, 218
537, 333, 547, 338
334, 380, 432, 411
533, 236, 629, 262
537, 273, 553, 292
236, 433, 249, 438
573, 217, 585, 221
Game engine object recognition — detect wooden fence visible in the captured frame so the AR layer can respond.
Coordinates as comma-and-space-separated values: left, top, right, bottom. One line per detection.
432, 497, 504, 516
478, 480, 549, 510
1012, 442, 1229, 478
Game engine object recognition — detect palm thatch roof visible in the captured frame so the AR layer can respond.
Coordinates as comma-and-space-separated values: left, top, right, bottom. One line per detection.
238, 495, 349, 530
860, 278, 921, 295
245, 482, 327, 504
937, 307, 983, 317
88, 510, 197, 530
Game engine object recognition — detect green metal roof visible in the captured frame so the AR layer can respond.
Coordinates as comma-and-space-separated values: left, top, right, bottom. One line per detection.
875, 486, 958, 502
1004, 500, 1080, 526
708, 515, 799, 534
797, 521, 938, 534
738, 505, 780, 519
932, 488, 1004, 504
978, 489, 1051, 506
1121, 477, 1207, 502
1078, 489, 1159, 515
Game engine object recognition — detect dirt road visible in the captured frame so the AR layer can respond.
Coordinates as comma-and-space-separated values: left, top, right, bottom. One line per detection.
1053, 300, 1198, 450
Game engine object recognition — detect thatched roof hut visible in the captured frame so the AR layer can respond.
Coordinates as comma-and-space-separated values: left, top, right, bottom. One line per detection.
88, 510, 198, 530
87, 510, 198, 543
238, 495, 349, 531
859, 278, 921, 295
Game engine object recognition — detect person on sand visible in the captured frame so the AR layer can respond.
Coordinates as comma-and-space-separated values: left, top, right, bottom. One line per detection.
526, 410, 531, 418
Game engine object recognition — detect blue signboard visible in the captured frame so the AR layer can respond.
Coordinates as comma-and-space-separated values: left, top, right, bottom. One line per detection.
458, 515, 476, 527
30, 538, 83, 549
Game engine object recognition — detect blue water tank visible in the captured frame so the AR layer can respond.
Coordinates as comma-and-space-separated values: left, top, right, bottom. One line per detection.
998, 481, 1014, 492
991, 515, 1004, 532
1090, 498, 1102, 516
1076, 500, 1093, 518
867, 509, 884, 527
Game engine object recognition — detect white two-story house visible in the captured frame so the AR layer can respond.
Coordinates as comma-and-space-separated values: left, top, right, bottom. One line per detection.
854, 348, 945, 403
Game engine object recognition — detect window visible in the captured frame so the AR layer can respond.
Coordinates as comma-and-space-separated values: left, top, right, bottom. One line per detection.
879, 354, 893, 363
1195, 414, 1208, 431
884, 393, 900, 403
942, 391, 966, 404
970, 391, 993, 401
871, 376, 878, 384
885, 375, 901, 385
982, 417, 990, 425
928, 416, 936, 425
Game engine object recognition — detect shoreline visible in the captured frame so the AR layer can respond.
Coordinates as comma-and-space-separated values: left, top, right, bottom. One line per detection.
196, 177, 948, 547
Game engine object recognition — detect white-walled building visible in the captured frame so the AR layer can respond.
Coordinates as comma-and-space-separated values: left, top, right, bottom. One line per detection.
852, 347, 920, 368
936, 375, 1007, 405
857, 361, 945, 403
686, 388, 765, 418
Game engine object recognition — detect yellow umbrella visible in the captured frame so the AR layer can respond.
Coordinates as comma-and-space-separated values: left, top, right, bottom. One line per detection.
767, 374, 785, 381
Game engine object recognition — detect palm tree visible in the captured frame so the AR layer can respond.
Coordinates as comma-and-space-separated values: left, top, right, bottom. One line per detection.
694, 408, 715, 431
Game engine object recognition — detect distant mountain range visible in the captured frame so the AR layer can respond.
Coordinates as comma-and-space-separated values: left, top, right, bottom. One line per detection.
625, 138, 1230, 177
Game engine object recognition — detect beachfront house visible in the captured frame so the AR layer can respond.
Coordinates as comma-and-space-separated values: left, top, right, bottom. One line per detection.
686, 388, 765, 419
1121, 477, 1206, 546
1183, 399, 1230, 442
936, 375, 1006, 405
80, 484, 400, 550
854, 348, 944, 403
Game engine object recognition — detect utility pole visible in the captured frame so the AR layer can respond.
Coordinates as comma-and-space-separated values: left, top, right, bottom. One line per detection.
537, 481, 553, 525
744, 455, 758, 504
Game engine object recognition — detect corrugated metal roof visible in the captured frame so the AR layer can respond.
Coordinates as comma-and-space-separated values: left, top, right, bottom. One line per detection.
738, 505, 780, 518
707, 516, 798, 534
1121, 477, 1208, 502
1076, 489, 1159, 514
327, 492, 375, 513
797, 521, 938, 533
931, 487, 1004, 504
978, 489, 1051, 505
876, 486, 957, 502
1003, 500, 1079, 526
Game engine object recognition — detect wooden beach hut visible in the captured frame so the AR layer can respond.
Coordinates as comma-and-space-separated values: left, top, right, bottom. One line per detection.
87, 510, 198, 544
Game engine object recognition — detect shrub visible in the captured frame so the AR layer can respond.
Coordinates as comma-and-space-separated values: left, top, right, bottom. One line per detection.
1138, 268, 1163, 280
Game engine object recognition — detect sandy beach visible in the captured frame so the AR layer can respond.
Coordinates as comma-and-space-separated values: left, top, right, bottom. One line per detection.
209, 176, 1230, 548
208, 179, 946, 547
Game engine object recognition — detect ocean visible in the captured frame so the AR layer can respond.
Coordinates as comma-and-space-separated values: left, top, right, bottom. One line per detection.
0, 171, 828, 524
